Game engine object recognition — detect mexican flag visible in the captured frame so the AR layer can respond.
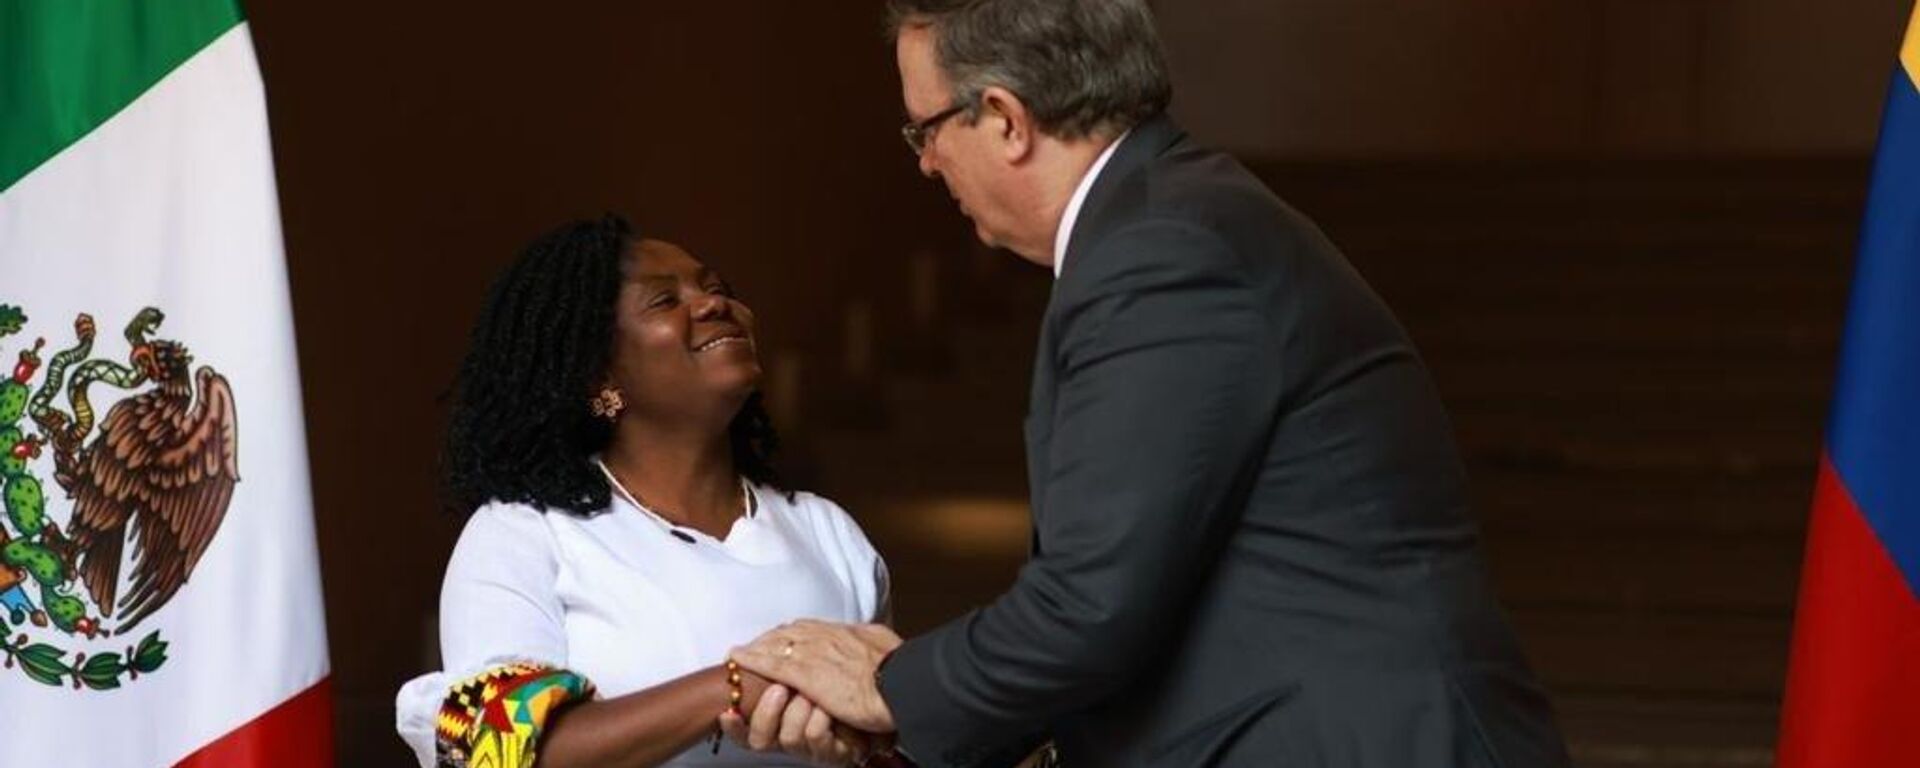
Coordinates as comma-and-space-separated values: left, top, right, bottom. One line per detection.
0, 1, 333, 765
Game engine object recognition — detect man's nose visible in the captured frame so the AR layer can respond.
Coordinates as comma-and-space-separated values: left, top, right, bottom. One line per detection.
918, 149, 939, 179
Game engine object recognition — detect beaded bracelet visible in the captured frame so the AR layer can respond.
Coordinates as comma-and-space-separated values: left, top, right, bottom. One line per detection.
712, 658, 747, 754
725, 658, 746, 715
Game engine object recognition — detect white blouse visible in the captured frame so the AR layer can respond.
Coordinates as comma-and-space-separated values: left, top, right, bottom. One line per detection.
394, 476, 889, 767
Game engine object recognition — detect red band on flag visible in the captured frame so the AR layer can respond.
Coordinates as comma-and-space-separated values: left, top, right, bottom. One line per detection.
1777, 457, 1920, 767
173, 677, 335, 768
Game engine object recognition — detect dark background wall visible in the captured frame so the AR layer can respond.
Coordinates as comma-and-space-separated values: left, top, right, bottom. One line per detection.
1160, 0, 1907, 156
243, 2, 1912, 765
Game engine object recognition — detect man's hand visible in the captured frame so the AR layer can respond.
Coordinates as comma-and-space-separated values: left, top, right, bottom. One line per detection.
731, 620, 904, 733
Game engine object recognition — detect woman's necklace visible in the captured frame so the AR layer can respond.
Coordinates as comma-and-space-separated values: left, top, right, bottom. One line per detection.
594, 458, 755, 544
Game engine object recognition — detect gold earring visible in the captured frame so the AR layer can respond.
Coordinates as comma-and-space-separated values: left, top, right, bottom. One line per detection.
589, 386, 625, 420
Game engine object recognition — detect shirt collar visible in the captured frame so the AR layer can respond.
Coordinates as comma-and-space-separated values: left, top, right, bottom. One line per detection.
1052, 129, 1130, 279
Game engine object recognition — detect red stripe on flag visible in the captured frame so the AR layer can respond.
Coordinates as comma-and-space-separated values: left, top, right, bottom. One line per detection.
1777, 456, 1920, 767
173, 677, 335, 768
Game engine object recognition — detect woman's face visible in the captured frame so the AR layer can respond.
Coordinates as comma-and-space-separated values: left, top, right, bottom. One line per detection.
606, 239, 761, 420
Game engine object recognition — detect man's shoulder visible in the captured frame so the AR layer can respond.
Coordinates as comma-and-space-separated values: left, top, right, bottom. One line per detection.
1089, 145, 1295, 246
1066, 167, 1275, 286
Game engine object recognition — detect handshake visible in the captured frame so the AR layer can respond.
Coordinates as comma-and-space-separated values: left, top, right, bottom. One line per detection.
720, 620, 907, 766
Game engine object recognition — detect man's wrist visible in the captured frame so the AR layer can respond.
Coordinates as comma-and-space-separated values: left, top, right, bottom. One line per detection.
871, 647, 900, 733
863, 650, 914, 767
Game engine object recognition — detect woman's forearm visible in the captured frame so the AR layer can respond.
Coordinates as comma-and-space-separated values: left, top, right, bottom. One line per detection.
537, 663, 773, 768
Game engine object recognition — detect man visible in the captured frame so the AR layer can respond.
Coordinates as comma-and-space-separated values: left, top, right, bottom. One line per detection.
733, 1, 1571, 765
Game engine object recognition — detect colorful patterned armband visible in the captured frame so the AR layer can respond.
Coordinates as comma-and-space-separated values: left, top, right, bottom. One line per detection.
435, 662, 595, 768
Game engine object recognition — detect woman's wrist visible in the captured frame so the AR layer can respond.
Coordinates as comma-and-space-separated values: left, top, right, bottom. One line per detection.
736, 666, 774, 712
711, 658, 774, 713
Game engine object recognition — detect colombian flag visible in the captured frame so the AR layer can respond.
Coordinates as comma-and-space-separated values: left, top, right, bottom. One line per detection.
1776, 4, 1920, 765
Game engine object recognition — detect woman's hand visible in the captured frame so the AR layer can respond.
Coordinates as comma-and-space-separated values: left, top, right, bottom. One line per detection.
720, 683, 868, 766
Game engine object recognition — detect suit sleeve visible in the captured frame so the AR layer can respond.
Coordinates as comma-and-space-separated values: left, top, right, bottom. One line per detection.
880, 220, 1284, 767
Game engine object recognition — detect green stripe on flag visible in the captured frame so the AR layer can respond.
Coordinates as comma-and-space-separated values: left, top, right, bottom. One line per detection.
1, 0, 245, 194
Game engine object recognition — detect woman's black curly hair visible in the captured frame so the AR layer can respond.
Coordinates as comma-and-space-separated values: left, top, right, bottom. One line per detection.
442, 214, 781, 516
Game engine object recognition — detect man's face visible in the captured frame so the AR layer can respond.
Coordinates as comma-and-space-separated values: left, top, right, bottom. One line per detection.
896, 25, 1014, 251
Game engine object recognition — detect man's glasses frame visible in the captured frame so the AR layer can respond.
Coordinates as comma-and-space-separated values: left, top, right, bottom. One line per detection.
901, 102, 970, 156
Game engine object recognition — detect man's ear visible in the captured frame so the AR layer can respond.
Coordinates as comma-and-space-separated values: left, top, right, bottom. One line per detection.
978, 86, 1034, 164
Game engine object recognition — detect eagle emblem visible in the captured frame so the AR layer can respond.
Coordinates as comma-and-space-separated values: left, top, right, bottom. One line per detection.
0, 305, 238, 689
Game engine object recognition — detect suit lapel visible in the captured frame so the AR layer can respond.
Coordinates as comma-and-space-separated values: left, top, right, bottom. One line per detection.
1025, 312, 1057, 532
1056, 115, 1186, 280
1024, 115, 1189, 552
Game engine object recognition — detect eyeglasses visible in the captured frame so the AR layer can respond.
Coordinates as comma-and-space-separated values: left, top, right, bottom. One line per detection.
901, 103, 968, 156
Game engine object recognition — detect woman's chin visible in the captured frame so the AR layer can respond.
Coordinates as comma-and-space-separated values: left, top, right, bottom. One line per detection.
710, 364, 764, 401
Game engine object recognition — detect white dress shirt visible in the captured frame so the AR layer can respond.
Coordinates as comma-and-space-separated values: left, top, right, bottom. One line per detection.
1052, 130, 1130, 279
394, 475, 888, 767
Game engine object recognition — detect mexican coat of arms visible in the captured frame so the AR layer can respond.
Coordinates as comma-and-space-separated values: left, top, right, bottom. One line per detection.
0, 305, 239, 690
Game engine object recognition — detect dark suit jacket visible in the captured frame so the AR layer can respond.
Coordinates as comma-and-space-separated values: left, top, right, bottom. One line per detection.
878, 116, 1570, 768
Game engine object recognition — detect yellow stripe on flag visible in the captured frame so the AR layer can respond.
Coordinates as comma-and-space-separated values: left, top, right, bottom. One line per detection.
1905, 1, 1920, 91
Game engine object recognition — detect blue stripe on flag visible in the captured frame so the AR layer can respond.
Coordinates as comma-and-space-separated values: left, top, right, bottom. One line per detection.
1828, 68, 1920, 597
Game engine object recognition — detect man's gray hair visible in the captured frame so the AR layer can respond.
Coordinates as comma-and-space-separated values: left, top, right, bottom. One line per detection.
888, 0, 1172, 140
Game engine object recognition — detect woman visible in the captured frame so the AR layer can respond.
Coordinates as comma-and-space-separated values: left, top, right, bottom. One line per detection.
396, 215, 888, 767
